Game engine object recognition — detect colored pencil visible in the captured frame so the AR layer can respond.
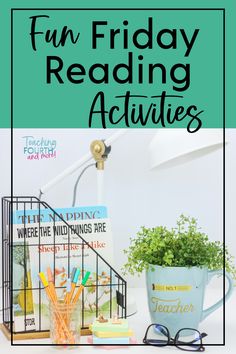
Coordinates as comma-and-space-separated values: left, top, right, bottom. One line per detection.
72, 271, 90, 304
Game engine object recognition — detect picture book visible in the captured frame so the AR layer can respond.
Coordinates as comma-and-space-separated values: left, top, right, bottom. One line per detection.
12, 205, 114, 331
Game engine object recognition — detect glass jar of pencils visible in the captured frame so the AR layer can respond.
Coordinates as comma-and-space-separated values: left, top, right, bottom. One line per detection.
50, 300, 81, 347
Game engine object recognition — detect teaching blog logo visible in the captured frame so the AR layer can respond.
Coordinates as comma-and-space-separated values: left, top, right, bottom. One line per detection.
22, 135, 57, 160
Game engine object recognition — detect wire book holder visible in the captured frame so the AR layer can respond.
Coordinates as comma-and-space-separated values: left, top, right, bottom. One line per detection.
1, 196, 127, 343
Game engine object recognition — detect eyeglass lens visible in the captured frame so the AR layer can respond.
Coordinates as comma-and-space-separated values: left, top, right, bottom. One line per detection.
175, 329, 202, 351
145, 324, 169, 346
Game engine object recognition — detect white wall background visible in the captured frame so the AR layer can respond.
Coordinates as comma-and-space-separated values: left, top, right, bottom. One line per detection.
0, 128, 235, 308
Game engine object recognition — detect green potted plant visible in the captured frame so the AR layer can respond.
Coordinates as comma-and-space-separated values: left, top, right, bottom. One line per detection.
123, 215, 235, 335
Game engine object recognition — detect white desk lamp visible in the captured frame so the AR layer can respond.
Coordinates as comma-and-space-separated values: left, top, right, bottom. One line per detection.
40, 128, 224, 197
39, 128, 225, 317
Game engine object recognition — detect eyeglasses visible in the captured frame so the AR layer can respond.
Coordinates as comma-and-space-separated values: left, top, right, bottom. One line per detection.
143, 324, 207, 351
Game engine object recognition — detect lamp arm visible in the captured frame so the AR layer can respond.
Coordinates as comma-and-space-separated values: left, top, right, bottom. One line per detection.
97, 169, 104, 205
39, 129, 128, 196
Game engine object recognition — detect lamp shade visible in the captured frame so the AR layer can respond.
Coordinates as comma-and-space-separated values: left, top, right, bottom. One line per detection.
149, 129, 225, 170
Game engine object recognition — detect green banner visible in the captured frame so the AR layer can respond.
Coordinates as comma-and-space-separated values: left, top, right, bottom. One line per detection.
0, 0, 235, 129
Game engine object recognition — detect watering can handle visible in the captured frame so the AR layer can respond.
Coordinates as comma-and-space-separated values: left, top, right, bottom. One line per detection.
201, 270, 234, 321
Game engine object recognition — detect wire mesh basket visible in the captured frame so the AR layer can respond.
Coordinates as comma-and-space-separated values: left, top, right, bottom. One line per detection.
1, 196, 127, 343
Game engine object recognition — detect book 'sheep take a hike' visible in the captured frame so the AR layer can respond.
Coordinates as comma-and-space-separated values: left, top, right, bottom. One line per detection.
12, 206, 113, 332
